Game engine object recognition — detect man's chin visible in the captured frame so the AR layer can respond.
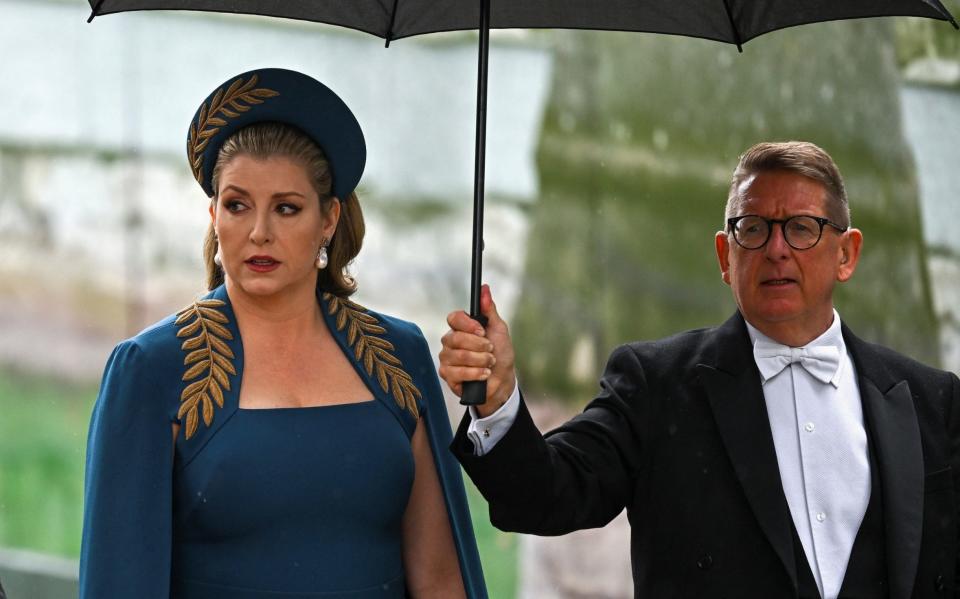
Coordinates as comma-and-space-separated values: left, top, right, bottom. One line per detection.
744, 303, 805, 326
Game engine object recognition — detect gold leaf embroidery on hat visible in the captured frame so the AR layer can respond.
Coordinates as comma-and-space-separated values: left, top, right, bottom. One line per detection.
188, 74, 280, 189
175, 299, 237, 439
324, 293, 421, 417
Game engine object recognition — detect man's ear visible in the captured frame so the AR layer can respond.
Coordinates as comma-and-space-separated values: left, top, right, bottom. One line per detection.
837, 228, 863, 282
715, 231, 732, 286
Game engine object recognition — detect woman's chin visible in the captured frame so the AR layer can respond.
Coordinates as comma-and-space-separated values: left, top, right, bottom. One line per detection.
234, 273, 319, 299
225, 267, 319, 298
233, 276, 288, 298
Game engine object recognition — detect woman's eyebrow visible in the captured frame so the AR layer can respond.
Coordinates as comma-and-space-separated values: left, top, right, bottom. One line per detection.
220, 184, 249, 196
220, 186, 306, 199
272, 191, 307, 199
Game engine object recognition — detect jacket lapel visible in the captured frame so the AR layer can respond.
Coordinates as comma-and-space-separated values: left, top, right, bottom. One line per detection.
697, 313, 798, 593
318, 291, 421, 436
843, 326, 923, 599
174, 284, 243, 469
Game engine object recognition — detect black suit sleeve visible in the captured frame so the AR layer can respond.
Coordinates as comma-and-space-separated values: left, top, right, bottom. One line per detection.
452, 344, 650, 536
949, 372, 960, 597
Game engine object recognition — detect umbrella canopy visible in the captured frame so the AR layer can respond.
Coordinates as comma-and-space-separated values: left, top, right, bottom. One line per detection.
89, 0, 957, 45
87, 0, 959, 405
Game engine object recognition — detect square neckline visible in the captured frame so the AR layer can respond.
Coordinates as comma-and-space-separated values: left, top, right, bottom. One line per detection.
229, 286, 376, 413
236, 398, 376, 412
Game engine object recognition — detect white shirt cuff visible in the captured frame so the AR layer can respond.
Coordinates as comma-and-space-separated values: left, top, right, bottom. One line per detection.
466, 382, 521, 456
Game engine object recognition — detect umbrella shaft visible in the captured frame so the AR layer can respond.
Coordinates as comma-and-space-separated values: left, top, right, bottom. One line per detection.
461, 0, 492, 407
470, 0, 491, 320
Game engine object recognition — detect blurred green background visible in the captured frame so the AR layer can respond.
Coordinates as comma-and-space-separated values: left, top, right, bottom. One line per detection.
0, 372, 93, 558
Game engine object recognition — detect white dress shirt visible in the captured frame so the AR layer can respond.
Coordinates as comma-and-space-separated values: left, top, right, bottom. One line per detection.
467, 311, 870, 599
746, 312, 869, 599
466, 383, 521, 455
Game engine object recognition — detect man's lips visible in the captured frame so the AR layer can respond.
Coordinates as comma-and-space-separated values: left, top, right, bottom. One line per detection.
761, 278, 797, 286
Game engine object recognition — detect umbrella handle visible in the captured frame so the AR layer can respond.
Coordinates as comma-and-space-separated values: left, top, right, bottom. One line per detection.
460, 314, 489, 405
461, 381, 487, 406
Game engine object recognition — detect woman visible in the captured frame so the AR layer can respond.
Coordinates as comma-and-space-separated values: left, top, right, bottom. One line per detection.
80, 68, 487, 599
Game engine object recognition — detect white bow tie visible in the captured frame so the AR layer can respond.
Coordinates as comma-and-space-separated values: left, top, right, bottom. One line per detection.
753, 341, 841, 385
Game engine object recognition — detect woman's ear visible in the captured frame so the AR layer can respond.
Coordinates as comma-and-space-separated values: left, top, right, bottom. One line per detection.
322, 198, 342, 239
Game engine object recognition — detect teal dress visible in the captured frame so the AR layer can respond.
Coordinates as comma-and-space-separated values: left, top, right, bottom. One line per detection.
80, 285, 487, 598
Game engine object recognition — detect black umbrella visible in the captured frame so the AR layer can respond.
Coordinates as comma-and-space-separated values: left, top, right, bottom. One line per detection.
87, 0, 958, 405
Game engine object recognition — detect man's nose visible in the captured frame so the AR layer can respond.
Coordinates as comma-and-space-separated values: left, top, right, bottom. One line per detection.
764, 222, 790, 259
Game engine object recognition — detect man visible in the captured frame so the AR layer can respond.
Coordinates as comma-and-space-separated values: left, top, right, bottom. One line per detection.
439, 141, 960, 598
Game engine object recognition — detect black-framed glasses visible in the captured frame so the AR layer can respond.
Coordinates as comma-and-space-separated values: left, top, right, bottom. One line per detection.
727, 215, 848, 250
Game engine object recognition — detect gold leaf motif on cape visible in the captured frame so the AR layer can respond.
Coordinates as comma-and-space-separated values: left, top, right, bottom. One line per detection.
188, 74, 280, 188
324, 294, 421, 417
176, 299, 236, 440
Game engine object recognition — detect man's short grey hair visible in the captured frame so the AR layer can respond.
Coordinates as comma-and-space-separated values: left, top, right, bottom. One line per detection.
724, 141, 850, 228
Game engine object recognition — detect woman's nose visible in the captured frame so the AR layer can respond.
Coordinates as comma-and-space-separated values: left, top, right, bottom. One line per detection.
249, 211, 273, 244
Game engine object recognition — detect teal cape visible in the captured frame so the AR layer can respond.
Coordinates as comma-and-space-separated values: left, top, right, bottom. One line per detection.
80, 284, 487, 598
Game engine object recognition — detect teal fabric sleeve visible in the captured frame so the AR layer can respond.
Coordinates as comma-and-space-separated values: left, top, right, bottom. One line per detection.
80, 339, 174, 599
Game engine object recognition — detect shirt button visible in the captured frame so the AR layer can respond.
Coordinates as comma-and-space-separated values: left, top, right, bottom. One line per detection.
483, 428, 491, 438
697, 554, 713, 570
804, 422, 815, 433
816, 512, 826, 522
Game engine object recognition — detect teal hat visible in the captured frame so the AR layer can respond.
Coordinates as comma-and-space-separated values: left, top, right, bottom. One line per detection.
187, 68, 366, 199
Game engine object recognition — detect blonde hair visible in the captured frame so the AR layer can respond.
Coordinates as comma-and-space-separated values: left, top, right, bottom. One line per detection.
203, 122, 364, 297
725, 141, 849, 228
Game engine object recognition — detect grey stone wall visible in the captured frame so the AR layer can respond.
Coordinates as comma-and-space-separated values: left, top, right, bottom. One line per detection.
0, 0, 552, 381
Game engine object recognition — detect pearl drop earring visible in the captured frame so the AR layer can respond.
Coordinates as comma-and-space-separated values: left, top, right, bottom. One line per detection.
316, 239, 329, 270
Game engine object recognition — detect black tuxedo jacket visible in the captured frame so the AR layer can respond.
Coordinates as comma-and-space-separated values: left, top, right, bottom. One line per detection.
453, 313, 960, 598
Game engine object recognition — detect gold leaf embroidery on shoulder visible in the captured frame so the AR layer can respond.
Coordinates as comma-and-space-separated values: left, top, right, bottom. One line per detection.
324, 293, 421, 417
174, 299, 237, 439
187, 74, 280, 188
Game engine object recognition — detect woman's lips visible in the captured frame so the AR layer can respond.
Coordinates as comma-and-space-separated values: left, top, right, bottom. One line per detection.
245, 257, 281, 273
